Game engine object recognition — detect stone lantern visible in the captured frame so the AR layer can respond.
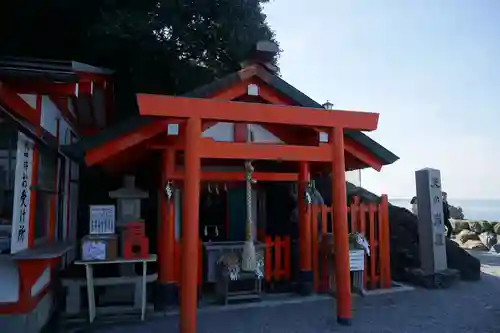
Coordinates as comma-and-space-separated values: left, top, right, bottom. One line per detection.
109, 175, 149, 228
109, 175, 148, 276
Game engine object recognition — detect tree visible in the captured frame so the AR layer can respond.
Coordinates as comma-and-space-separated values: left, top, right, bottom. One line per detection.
0, 0, 279, 98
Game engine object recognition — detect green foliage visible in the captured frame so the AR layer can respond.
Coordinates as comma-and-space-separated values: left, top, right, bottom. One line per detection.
0, 0, 279, 100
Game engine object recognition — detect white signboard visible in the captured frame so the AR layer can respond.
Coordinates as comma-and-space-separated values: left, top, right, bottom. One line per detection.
10, 132, 34, 254
82, 241, 106, 261
349, 250, 365, 271
89, 205, 115, 234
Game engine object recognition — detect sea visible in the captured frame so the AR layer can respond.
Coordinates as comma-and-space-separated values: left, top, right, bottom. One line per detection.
389, 198, 500, 222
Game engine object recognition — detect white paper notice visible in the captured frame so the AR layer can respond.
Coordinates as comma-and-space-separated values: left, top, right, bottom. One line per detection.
89, 205, 115, 234
83, 241, 106, 260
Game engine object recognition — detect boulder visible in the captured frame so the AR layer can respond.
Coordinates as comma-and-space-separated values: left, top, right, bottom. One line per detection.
404, 267, 460, 289
494, 223, 500, 235
313, 178, 481, 283
457, 229, 479, 244
387, 205, 481, 281
490, 243, 500, 254
478, 231, 497, 249
452, 220, 469, 233
481, 221, 494, 233
463, 239, 488, 251
449, 205, 465, 220
468, 221, 483, 234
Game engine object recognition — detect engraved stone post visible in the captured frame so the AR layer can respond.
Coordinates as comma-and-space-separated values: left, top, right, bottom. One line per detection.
415, 168, 447, 274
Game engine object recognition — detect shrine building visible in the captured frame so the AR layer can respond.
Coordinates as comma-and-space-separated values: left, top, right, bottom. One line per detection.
0, 42, 398, 333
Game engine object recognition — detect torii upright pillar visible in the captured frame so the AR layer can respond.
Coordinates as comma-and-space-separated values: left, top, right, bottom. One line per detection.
298, 161, 313, 295
156, 149, 177, 309
331, 127, 352, 325
180, 117, 201, 333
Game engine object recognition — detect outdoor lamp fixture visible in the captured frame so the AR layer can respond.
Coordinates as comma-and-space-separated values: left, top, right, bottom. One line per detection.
322, 100, 334, 110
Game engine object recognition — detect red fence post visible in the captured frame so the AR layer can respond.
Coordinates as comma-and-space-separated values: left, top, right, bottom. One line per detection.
284, 236, 291, 280
380, 195, 391, 288
275, 236, 282, 280
368, 203, 377, 289
311, 205, 319, 292
265, 236, 272, 282
358, 202, 368, 288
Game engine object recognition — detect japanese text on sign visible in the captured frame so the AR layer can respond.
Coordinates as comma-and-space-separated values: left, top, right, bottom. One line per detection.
10, 132, 33, 254
430, 177, 441, 189
434, 233, 444, 246
432, 212, 442, 226
428, 172, 445, 248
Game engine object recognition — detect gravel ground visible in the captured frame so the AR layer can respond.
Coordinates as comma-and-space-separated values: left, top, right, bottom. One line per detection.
83, 250, 500, 333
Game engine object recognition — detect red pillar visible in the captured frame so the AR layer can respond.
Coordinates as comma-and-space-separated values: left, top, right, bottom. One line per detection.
180, 117, 201, 333
331, 127, 352, 325
298, 161, 313, 295
157, 149, 177, 309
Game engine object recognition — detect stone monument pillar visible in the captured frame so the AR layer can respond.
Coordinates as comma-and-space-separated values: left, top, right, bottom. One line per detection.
414, 168, 458, 288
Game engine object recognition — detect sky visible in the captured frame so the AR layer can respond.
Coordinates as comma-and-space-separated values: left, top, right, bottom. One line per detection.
263, 0, 500, 199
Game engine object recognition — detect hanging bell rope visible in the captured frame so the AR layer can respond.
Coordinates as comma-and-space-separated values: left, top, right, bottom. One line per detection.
242, 127, 257, 272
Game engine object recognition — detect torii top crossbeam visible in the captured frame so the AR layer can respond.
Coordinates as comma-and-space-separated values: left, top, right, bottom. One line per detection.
136, 94, 379, 131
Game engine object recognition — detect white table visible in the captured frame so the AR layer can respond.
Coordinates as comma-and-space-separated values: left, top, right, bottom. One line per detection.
74, 255, 157, 323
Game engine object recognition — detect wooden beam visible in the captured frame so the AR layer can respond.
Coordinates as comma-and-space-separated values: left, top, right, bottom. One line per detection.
49, 96, 78, 129
4, 81, 77, 96
179, 140, 332, 162
85, 120, 170, 166
313, 128, 383, 171
171, 171, 298, 182
137, 94, 379, 131
343, 138, 383, 171
0, 82, 39, 126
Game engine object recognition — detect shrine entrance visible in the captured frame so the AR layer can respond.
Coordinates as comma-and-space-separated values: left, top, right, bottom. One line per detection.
67, 41, 399, 333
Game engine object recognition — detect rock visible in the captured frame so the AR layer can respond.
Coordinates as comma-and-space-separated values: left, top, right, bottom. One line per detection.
446, 239, 481, 280
404, 268, 460, 289
490, 243, 500, 254
468, 221, 483, 233
463, 239, 488, 251
452, 220, 469, 233
313, 178, 481, 283
449, 205, 465, 220
491, 221, 499, 230
481, 221, 494, 233
457, 229, 479, 244
478, 231, 497, 249
494, 223, 500, 235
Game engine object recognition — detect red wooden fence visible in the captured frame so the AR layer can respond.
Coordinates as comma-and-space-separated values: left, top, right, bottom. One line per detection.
311, 195, 391, 292
263, 235, 291, 282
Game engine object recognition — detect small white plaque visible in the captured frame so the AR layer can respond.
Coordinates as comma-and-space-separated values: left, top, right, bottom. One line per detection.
89, 205, 115, 234
247, 84, 259, 96
82, 241, 106, 261
349, 250, 365, 271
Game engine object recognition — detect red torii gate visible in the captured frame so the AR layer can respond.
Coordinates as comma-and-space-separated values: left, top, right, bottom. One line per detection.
135, 93, 380, 332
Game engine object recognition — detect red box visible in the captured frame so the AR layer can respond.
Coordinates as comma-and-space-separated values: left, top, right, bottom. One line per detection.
123, 234, 149, 259
123, 221, 145, 238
